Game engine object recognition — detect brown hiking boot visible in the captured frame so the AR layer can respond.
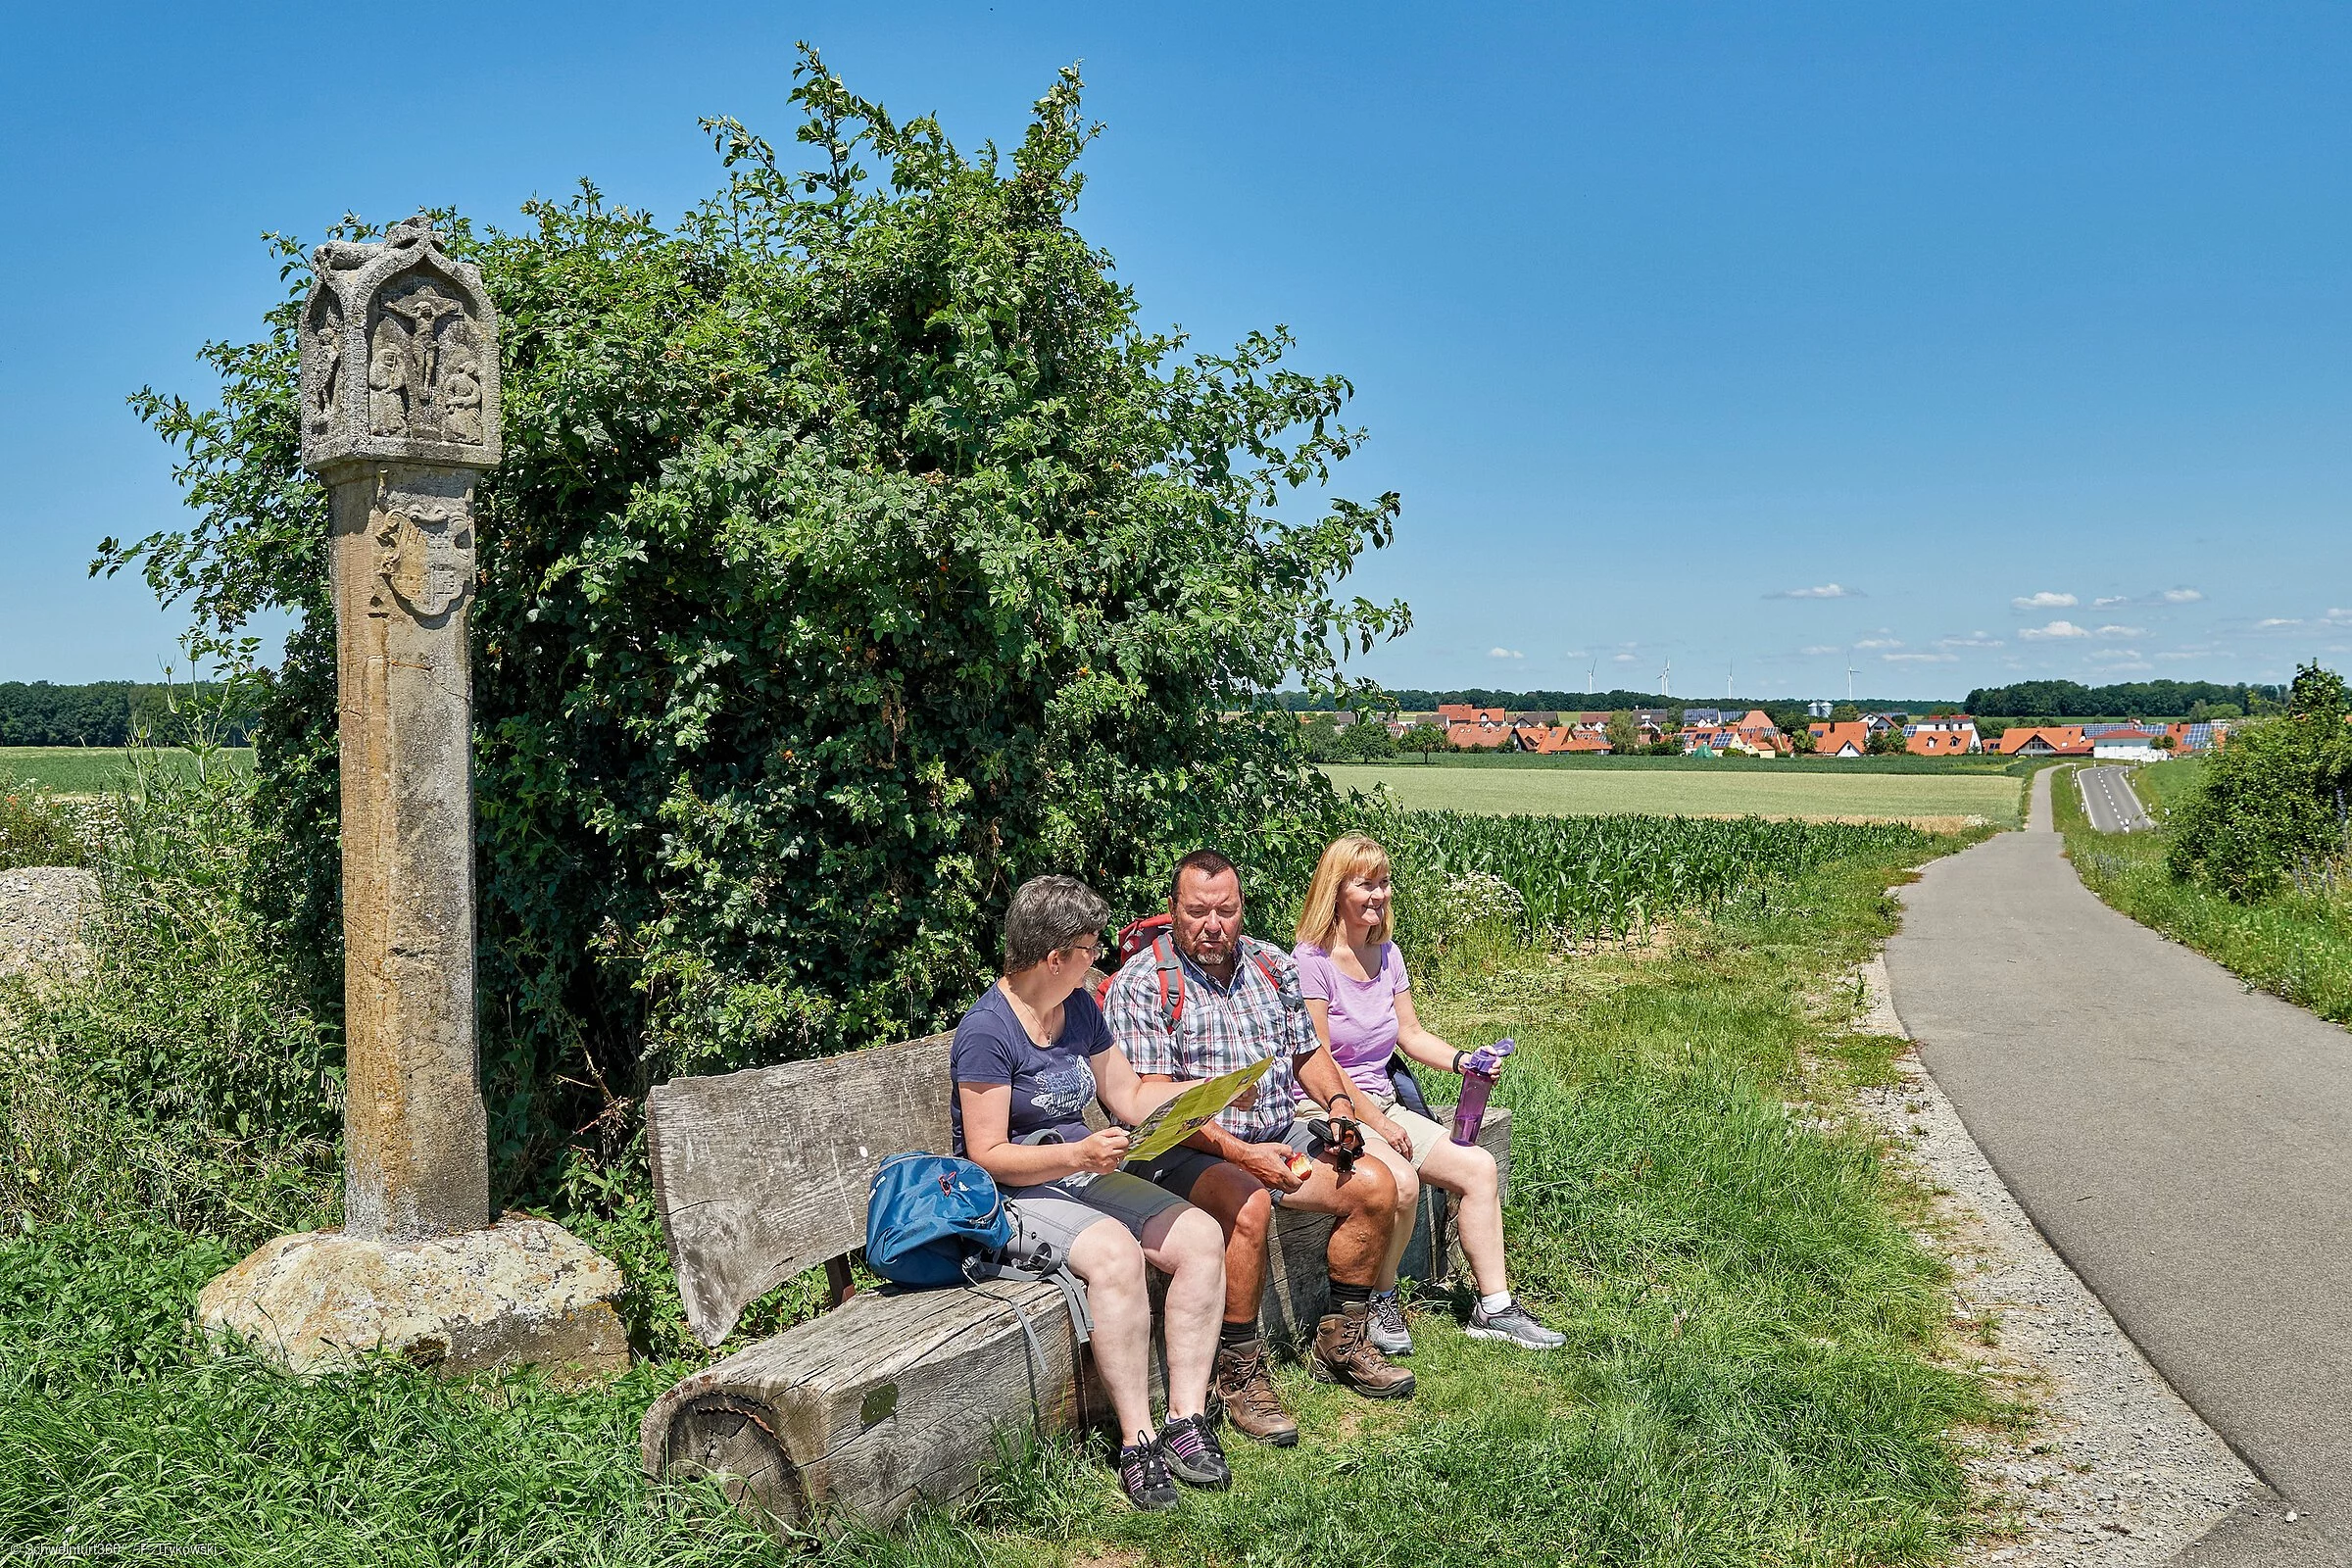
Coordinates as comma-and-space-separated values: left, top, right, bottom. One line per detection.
1212, 1339, 1299, 1446
1311, 1300, 1417, 1398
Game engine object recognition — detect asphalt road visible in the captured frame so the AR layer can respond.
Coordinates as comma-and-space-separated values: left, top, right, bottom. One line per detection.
2078, 762, 2156, 834
1886, 767, 2352, 1566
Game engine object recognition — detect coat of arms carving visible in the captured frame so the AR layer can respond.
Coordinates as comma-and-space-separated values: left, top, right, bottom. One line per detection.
373, 489, 475, 620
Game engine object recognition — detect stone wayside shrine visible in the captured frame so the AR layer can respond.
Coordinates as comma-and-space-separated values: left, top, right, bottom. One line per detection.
198, 219, 628, 1380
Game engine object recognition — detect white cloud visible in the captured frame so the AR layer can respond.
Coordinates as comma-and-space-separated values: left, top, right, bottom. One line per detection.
1488, 647, 1524, 660
1769, 583, 1860, 600
2019, 620, 2091, 640
2256, 617, 2304, 629
1798, 644, 1841, 657
2154, 652, 2204, 662
2093, 595, 2131, 608
2013, 591, 2078, 611
2089, 648, 2143, 662
2322, 609, 2352, 625
1936, 632, 2003, 649
2097, 660, 2154, 672
1853, 636, 1902, 650
1884, 652, 1957, 663
2096, 624, 2144, 638
2162, 588, 2205, 604
1612, 652, 1638, 663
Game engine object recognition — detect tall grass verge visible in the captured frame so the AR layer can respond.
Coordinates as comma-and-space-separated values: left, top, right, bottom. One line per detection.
2059, 764, 2352, 1025
0, 729, 338, 1247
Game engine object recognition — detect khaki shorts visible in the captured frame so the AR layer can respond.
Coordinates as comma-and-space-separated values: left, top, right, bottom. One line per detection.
1311, 1082, 1453, 1169
1387, 1105, 1451, 1168
1000, 1171, 1189, 1264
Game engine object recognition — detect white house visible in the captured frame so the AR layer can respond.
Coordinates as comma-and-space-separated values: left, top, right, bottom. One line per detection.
2090, 729, 2166, 762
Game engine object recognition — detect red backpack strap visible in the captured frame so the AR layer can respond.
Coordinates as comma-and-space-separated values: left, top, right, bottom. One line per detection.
1241, 937, 1304, 1014
1150, 932, 1186, 1033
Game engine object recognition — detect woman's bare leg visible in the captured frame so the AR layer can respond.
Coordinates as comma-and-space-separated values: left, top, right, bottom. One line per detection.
1357, 1137, 1422, 1291
1140, 1205, 1227, 1422
1414, 1136, 1507, 1298
1066, 1219, 1155, 1442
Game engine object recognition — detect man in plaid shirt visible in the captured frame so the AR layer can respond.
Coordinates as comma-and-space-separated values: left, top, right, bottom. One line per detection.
1107, 849, 1415, 1445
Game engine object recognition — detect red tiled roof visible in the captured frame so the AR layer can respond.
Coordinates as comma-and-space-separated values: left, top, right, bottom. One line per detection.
1808, 721, 1871, 756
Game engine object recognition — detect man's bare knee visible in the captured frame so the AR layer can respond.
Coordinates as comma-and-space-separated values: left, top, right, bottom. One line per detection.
1232, 1184, 1273, 1244
1342, 1157, 1396, 1215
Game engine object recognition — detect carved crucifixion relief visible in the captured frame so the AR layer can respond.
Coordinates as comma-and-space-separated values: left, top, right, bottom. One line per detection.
303, 218, 501, 475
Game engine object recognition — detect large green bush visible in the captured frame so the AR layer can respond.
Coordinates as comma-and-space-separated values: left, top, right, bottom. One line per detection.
2168, 662, 2352, 901
103, 53, 1402, 1200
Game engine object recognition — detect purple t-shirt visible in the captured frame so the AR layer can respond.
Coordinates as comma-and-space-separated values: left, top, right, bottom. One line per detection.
1290, 942, 1410, 1102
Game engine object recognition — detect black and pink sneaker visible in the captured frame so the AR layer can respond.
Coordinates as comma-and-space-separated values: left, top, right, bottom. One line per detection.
1117, 1434, 1180, 1510
1160, 1411, 1232, 1489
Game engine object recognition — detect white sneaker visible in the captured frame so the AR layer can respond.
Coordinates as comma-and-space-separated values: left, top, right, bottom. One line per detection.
1367, 1289, 1413, 1355
1466, 1298, 1564, 1350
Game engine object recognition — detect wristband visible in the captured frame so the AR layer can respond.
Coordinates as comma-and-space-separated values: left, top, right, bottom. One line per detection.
1331, 1092, 1354, 1111
1451, 1050, 1466, 1075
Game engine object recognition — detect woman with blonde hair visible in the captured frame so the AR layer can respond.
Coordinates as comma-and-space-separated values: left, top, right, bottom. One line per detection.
1291, 835, 1564, 1353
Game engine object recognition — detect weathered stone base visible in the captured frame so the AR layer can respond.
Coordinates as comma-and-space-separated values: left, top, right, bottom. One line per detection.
197, 1213, 629, 1383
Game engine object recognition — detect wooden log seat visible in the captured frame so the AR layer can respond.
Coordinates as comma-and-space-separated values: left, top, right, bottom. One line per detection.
638, 1028, 1511, 1533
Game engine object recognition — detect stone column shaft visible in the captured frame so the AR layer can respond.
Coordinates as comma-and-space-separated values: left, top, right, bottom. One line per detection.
328, 463, 488, 1241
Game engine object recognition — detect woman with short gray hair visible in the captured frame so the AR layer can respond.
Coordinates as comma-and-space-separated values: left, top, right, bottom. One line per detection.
951, 875, 1230, 1511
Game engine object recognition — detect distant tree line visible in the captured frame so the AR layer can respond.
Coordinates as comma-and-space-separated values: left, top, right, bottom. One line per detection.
1964, 679, 2284, 720
0, 681, 255, 747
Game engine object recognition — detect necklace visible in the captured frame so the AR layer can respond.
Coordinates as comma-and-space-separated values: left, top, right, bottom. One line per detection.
999, 979, 1062, 1047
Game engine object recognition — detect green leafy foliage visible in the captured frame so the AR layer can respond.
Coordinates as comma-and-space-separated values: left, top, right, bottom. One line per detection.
2167, 662, 2352, 901
104, 51, 1403, 1203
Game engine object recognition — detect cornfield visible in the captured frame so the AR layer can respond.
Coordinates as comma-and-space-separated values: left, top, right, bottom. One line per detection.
1384, 809, 1931, 946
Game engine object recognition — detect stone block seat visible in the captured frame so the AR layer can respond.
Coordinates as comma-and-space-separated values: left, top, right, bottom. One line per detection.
638, 1028, 1510, 1534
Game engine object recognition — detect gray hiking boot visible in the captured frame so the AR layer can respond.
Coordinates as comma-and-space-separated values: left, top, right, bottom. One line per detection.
1466, 1298, 1565, 1350
1368, 1288, 1413, 1355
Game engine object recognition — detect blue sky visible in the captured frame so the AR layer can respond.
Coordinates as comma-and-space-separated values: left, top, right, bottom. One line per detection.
5, 3, 2348, 700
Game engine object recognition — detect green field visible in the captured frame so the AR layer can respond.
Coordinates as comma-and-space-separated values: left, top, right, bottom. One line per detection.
1325, 762, 2022, 825
2131, 756, 2208, 821
0, 748, 253, 794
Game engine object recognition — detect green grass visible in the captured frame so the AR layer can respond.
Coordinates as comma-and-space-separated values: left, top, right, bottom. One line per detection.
1, 832, 2003, 1566
0, 747, 253, 794
2057, 763, 2352, 1027
1328, 764, 2024, 827
2131, 756, 2208, 821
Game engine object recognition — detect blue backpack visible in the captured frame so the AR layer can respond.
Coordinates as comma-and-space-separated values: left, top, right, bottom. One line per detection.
864, 1153, 1012, 1288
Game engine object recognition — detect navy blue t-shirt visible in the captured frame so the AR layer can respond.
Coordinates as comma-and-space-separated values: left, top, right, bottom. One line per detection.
949, 984, 1113, 1153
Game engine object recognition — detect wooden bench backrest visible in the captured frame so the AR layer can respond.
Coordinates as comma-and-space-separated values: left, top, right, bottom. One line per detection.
646, 1031, 956, 1348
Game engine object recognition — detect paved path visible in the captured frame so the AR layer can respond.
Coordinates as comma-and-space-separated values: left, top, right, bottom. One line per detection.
1886, 767, 2352, 1566
2079, 763, 2155, 834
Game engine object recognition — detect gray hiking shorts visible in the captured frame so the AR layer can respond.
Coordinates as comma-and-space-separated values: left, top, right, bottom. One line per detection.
1000, 1171, 1189, 1263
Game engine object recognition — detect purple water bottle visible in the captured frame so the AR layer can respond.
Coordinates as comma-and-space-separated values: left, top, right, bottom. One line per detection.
1450, 1037, 1513, 1146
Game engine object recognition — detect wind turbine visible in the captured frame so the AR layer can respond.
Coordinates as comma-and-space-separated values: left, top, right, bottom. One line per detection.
1726, 662, 1734, 701
1586, 655, 1597, 696
1845, 651, 1857, 704
1660, 657, 1672, 698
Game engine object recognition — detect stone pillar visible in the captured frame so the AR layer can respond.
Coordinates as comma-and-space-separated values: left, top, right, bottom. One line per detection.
308, 221, 499, 1240
199, 220, 624, 1381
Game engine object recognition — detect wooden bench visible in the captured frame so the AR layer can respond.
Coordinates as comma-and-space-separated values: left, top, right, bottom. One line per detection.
637, 1029, 1511, 1533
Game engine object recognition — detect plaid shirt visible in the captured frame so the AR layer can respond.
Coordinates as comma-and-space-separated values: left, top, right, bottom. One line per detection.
1105, 935, 1318, 1144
